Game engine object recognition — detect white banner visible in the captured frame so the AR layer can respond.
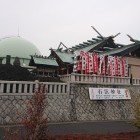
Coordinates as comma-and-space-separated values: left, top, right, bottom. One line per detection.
89, 88, 131, 100
73, 51, 78, 72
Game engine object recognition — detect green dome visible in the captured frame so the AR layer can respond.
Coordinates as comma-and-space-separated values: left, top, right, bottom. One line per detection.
0, 36, 41, 58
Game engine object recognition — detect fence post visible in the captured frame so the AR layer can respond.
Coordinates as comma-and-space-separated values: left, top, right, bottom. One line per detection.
0, 83, 4, 93
69, 83, 77, 121
35, 80, 39, 91
70, 73, 75, 81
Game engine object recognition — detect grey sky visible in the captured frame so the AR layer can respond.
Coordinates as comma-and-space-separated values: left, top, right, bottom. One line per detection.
0, 0, 140, 55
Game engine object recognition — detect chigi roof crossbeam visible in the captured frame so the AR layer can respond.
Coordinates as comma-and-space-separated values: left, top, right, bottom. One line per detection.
91, 26, 104, 39
127, 34, 140, 43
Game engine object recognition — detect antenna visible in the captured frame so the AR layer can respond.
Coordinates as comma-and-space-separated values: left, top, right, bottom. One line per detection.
91, 26, 103, 39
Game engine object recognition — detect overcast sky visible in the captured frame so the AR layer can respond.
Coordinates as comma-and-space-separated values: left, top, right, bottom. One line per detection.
0, 0, 140, 56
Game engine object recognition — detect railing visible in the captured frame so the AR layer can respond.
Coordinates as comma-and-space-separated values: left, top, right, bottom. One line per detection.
1, 77, 140, 94
132, 78, 140, 85
60, 73, 131, 85
0, 80, 69, 94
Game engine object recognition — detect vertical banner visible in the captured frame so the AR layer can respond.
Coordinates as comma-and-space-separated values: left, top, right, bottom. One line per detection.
85, 52, 90, 74
120, 56, 124, 77
112, 56, 115, 76
115, 56, 118, 76
118, 57, 121, 76
101, 56, 105, 75
109, 60, 112, 76
73, 51, 78, 72
124, 57, 128, 77
99, 55, 103, 74
99, 55, 105, 75
81, 51, 86, 71
77, 59, 81, 71
78, 50, 84, 72
107, 56, 112, 76
106, 56, 109, 75
89, 53, 93, 73
93, 53, 98, 74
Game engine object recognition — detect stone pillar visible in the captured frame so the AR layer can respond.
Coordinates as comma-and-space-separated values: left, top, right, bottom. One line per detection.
70, 73, 75, 81
35, 80, 39, 91
69, 83, 77, 121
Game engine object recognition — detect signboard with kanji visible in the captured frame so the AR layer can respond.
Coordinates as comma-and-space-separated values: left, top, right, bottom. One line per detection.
89, 88, 131, 100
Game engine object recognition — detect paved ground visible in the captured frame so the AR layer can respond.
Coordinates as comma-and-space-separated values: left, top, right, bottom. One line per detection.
0, 121, 139, 139
48, 121, 139, 134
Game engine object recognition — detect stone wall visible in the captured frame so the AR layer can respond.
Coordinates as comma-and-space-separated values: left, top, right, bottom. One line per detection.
70, 84, 140, 121
0, 84, 140, 125
0, 93, 71, 125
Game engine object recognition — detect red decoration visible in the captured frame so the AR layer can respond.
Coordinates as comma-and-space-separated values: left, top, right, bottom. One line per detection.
93, 53, 98, 74
77, 60, 81, 71
73, 50, 128, 77
101, 56, 105, 75
115, 56, 118, 76
120, 56, 124, 77
85, 52, 90, 74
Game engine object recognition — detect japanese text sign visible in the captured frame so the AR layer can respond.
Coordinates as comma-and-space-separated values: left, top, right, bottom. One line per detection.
89, 88, 131, 100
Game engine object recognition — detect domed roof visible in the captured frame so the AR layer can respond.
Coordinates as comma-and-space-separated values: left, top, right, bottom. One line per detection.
0, 36, 41, 59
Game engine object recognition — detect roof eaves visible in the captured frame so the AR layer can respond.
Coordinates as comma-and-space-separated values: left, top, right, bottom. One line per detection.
100, 42, 140, 56
55, 51, 74, 64
33, 57, 58, 66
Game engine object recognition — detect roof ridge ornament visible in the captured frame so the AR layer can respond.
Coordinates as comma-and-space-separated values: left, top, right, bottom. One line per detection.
58, 42, 68, 49
112, 33, 121, 38
127, 34, 140, 43
91, 26, 121, 40
91, 26, 104, 39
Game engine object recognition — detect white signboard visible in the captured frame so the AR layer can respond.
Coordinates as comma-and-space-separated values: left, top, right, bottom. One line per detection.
89, 88, 131, 100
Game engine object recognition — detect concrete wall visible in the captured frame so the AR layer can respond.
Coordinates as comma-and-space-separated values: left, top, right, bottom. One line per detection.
0, 83, 140, 125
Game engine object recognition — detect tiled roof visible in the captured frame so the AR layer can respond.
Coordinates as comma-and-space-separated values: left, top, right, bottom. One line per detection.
100, 42, 140, 56
75, 40, 106, 56
52, 37, 115, 63
55, 51, 74, 64
51, 35, 140, 63
32, 56, 58, 66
